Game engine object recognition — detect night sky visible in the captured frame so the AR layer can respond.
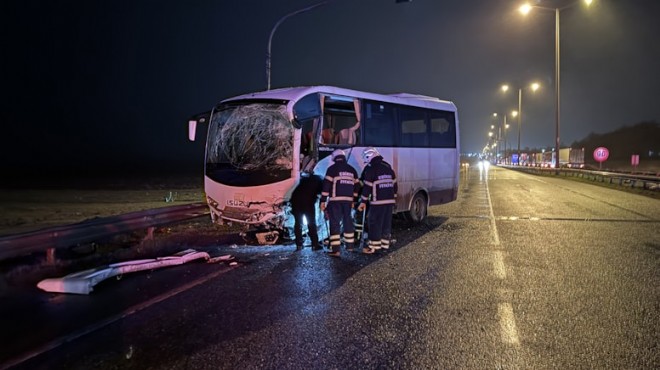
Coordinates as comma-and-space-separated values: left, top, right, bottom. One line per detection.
3, 0, 659, 178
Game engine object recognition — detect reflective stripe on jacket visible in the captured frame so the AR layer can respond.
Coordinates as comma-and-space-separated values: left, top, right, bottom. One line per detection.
360, 156, 397, 206
320, 156, 359, 203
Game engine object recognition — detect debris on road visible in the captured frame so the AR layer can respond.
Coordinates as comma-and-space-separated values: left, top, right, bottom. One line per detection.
207, 254, 234, 264
36, 249, 210, 295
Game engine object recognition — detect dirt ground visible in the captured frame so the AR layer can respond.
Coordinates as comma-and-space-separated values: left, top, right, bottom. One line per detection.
0, 180, 206, 236
0, 177, 223, 287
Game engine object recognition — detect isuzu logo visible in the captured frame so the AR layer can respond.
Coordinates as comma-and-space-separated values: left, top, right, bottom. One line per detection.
227, 199, 248, 207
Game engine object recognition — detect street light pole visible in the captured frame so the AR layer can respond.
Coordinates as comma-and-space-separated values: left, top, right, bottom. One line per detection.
519, 0, 593, 168
517, 88, 522, 163
266, 1, 329, 90
503, 114, 508, 164
266, 0, 412, 90
554, 8, 561, 168
501, 82, 538, 165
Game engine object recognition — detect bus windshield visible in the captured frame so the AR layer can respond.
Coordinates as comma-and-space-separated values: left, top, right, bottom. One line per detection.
206, 102, 294, 187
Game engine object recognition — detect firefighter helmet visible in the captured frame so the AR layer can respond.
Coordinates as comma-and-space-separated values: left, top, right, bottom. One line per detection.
362, 147, 380, 163
331, 149, 346, 160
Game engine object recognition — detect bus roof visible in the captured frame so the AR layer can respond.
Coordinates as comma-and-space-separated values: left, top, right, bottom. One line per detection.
222, 85, 457, 112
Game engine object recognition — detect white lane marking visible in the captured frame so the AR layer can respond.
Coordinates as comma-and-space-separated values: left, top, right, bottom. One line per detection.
493, 251, 506, 279
498, 302, 520, 345
487, 172, 522, 347
484, 175, 501, 246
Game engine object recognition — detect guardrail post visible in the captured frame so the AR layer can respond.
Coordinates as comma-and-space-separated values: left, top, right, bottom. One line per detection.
143, 226, 155, 242
46, 247, 56, 265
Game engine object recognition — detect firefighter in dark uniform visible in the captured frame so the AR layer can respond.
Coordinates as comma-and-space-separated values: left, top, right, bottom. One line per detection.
357, 147, 397, 254
320, 149, 360, 257
290, 171, 323, 251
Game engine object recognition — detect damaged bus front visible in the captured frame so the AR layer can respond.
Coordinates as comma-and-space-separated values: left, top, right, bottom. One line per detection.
189, 91, 322, 245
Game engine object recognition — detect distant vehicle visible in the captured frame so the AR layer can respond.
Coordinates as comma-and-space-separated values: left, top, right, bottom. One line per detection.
526, 151, 556, 168
559, 147, 585, 168
188, 86, 460, 244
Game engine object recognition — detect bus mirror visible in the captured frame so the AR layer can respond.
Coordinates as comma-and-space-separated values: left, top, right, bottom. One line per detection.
187, 111, 211, 141
188, 120, 197, 141
292, 93, 321, 128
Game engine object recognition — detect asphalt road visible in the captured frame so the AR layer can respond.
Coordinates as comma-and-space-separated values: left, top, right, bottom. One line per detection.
3, 165, 659, 369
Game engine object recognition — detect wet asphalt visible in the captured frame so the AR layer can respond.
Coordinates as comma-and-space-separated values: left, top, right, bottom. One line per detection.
3, 166, 659, 370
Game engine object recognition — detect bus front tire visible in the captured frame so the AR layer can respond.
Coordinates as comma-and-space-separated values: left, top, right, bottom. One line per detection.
404, 192, 427, 223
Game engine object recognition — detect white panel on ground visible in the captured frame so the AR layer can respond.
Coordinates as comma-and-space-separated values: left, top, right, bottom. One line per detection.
36, 249, 210, 295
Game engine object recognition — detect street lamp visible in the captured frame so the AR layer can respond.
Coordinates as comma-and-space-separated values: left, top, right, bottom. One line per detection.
492, 114, 500, 161
267, 0, 412, 90
519, 0, 595, 168
504, 122, 510, 163
266, 1, 329, 90
492, 111, 514, 164
501, 82, 540, 164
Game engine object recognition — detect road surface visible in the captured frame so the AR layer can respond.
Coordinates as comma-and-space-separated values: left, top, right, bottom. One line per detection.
3, 165, 658, 369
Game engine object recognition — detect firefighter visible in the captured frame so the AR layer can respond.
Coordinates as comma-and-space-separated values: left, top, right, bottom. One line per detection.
290, 171, 323, 251
320, 149, 360, 257
357, 147, 397, 254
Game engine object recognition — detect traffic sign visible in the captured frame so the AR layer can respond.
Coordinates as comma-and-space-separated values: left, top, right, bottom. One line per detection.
631, 154, 639, 166
593, 147, 609, 163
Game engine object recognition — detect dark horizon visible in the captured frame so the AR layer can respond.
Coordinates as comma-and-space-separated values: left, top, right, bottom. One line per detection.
3, 0, 659, 178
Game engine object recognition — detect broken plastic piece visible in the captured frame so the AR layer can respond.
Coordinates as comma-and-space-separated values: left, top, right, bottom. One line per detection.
207, 254, 234, 264
36, 249, 210, 295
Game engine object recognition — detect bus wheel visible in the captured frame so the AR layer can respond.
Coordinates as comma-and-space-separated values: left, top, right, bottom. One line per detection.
405, 192, 427, 223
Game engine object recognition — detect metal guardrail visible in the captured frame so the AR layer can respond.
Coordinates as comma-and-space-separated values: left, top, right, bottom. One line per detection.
0, 203, 209, 261
505, 166, 660, 191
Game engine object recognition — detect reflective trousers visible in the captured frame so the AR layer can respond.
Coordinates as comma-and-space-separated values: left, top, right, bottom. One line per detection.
327, 201, 355, 252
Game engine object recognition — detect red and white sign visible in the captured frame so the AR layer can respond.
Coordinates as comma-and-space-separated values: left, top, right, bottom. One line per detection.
631, 154, 640, 166
593, 147, 609, 163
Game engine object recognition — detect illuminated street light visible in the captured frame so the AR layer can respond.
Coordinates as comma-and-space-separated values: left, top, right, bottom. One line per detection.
500, 82, 541, 164
519, 0, 594, 168
519, 3, 532, 15
492, 111, 515, 164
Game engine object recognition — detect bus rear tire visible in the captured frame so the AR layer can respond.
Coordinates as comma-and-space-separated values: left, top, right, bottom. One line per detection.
404, 192, 427, 223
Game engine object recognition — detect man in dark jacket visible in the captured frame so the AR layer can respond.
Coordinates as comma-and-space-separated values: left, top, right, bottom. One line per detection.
320, 149, 360, 257
357, 147, 397, 254
290, 172, 323, 251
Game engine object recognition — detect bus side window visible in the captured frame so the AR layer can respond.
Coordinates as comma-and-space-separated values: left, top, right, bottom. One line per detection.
400, 106, 428, 147
364, 102, 395, 146
430, 111, 456, 148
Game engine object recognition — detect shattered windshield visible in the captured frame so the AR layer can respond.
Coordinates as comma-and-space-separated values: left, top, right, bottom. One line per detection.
206, 102, 293, 186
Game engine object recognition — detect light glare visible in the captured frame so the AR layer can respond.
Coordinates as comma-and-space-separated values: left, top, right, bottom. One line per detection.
519, 3, 532, 15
